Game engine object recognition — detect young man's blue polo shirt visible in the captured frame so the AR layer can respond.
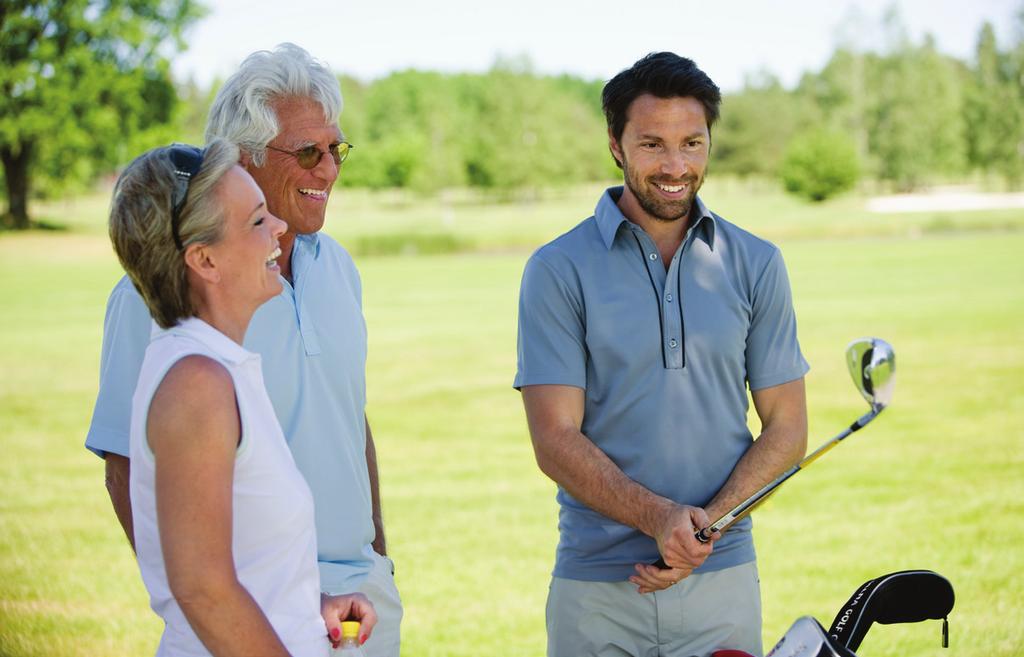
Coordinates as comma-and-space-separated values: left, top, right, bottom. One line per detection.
515, 187, 809, 582
86, 232, 377, 594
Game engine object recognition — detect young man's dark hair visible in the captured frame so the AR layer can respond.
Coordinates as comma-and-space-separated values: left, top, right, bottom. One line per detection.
602, 52, 722, 166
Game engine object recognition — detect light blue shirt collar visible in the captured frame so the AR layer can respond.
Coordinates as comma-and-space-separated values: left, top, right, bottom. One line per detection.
293, 231, 321, 260
595, 186, 717, 251
290, 232, 322, 286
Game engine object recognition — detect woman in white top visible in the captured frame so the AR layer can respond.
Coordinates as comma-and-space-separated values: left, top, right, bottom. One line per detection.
108, 139, 376, 657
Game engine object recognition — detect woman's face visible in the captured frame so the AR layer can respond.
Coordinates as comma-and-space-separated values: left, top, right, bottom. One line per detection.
207, 165, 287, 309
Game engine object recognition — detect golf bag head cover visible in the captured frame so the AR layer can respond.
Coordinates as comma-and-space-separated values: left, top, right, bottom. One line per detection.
828, 569, 955, 652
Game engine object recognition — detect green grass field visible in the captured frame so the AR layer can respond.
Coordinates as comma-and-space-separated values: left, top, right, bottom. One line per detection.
1, 181, 1022, 657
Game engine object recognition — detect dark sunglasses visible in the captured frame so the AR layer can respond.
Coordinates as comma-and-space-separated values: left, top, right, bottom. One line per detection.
168, 144, 205, 251
265, 141, 353, 170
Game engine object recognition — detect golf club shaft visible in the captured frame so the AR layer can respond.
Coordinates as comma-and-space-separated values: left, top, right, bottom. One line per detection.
651, 406, 884, 568
694, 406, 881, 542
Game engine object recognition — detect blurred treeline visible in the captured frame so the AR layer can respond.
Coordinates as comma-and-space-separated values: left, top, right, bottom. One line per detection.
167, 14, 1018, 198
7, 10, 1024, 213
719, 16, 1024, 196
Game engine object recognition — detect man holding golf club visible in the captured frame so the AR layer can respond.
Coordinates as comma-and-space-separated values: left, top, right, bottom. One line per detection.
515, 52, 810, 657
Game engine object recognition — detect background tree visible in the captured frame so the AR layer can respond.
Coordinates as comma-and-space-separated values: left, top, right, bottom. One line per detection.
336, 60, 611, 195
864, 16, 967, 190
0, 0, 203, 229
459, 64, 609, 193
794, 48, 871, 176
780, 128, 860, 202
714, 71, 812, 178
964, 21, 1024, 185
358, 70, 468, 192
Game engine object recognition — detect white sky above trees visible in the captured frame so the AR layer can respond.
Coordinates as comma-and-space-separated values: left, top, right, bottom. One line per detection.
173, 0, 1021, 91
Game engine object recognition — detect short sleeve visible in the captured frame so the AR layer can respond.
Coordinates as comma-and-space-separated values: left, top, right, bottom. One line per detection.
745, 248, 810, 390
84, 276, 153, 458
513, 251, 587, 390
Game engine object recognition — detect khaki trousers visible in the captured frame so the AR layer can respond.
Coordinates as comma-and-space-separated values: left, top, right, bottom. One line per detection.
331, 551, 403, 657
547, 561, 762, 657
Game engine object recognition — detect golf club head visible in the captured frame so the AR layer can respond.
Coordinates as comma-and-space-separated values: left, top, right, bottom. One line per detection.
846, 338, 895, 411
767, 617, 856, 657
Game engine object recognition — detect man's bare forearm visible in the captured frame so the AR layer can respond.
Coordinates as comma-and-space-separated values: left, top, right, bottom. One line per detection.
535, 422, 677, 538
523, 385, 715, 574
705, 378, 808, 522
522, 386, 676, 539
104, 453, 136, 552
365, 417, 386, 556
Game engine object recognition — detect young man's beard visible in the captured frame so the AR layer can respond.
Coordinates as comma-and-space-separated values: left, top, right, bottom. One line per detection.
621, 153, 704, 223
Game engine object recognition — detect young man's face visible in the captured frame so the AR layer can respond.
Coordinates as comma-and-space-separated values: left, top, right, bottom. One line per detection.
246, 96, 344, 236
609, 94, 710, 225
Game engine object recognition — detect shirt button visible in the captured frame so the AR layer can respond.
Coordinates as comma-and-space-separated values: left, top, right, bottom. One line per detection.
649, 253, 658, 261
666, 293, 673, 303
669, 339, 678, 348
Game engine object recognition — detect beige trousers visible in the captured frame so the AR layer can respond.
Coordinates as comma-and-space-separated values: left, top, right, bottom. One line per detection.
546, 561, 763, 657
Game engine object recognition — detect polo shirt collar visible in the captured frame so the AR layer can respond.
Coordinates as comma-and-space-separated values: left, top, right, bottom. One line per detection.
288, 231, 322, 289
163, 316, 255, 366
292, 231, 322, 263
595, 186, 717, 251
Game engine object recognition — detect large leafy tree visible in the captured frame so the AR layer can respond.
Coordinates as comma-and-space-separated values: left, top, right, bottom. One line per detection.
0, 0, 202, 229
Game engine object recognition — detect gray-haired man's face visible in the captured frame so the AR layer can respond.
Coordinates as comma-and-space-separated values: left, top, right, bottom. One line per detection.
245, 96, 343, 236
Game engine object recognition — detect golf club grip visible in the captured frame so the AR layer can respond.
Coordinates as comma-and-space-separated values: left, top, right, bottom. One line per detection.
650, 526, 712, 569
649, 409, 884, 571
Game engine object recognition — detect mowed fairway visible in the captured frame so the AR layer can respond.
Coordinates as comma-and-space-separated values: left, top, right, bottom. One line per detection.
1, 185, 1022, 657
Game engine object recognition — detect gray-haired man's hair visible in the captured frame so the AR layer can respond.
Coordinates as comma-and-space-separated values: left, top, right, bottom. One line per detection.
204, 43, 343, 167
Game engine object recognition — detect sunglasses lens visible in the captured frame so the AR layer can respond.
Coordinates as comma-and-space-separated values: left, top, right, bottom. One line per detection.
296, 146, 322, 169
334, 143, 351, 165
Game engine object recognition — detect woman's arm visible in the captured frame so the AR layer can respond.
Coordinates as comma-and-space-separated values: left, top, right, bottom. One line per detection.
149, 355, 293, 657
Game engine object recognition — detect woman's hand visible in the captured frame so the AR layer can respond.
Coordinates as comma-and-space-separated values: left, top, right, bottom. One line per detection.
321, 592, 377, 649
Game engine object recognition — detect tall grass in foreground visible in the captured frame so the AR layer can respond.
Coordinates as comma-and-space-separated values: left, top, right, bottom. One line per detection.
1, 187, 1021, 656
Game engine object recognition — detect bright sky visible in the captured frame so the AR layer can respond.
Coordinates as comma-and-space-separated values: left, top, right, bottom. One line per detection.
173, 0, 1021, 92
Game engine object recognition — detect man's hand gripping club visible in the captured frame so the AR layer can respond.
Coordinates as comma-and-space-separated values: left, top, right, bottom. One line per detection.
630, 503, 720, 594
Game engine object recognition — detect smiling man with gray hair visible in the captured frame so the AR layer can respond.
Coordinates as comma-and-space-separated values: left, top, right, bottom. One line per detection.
86, 44, 402, 656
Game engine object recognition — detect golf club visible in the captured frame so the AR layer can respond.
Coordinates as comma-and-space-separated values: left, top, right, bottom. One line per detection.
654, 338, 895, 568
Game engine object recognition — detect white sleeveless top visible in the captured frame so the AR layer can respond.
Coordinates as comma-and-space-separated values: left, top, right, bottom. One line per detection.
129, 318, 328, 657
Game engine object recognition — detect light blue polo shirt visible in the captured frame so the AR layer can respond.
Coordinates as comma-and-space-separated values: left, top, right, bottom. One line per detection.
86, 232, 376, 594
515, 187, 809, 582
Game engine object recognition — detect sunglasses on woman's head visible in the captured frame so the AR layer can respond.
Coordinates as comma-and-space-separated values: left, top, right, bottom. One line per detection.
265, 142, 353, 170
168, 144, 205, 251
